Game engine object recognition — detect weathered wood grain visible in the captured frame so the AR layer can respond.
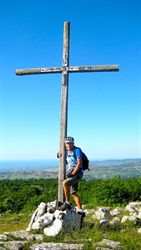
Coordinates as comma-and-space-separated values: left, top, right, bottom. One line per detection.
16, 65, 119, 76
58, 21, 70, 203
16, 67, 62, 75
68, 65, 119, 72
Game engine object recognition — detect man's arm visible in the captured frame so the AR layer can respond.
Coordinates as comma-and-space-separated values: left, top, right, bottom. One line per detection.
72, 157, 82, 175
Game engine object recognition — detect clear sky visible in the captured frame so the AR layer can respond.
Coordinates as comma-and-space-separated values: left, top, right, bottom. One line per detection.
0, 0, 140, 160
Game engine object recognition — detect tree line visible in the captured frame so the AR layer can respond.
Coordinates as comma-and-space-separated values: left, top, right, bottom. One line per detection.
0, 176, 141, 213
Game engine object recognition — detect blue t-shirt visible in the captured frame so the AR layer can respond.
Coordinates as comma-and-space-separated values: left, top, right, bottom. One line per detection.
66, 147, 83, 173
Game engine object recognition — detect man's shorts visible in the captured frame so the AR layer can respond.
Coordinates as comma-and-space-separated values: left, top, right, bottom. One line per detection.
66, 172, 83, 194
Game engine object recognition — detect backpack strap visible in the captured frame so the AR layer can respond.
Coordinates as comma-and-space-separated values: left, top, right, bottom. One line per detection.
73, 147, 82, 159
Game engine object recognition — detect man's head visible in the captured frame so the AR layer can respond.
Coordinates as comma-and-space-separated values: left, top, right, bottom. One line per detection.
64, 136, 74, 151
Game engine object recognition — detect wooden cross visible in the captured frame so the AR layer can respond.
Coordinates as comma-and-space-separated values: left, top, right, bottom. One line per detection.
16, 21, 119, 203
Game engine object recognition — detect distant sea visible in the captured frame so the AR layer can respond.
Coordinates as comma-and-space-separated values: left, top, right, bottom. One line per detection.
0, 159, 141, 179
0, 160, 58, 173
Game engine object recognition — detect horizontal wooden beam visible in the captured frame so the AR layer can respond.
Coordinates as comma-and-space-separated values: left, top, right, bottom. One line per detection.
16, 65, 119, 76
68, 65, 119, 73
16, 67, 63, 75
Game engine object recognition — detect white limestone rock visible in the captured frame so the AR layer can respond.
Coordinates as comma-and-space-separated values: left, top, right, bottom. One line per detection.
109, 217, 121, 227
129, 214, 140, 223
100, 220, 109, 227
31, 212, 54, 230
84, 208, 95, 216
95, 208, 111, 220
35, 202, 47, 220
30, 242, 84, 250
126, 204, 137, 214
5, 230, 43, 241
110, 208, 122, 216
3, 241, 27, 250
0, 234, 7, 241
125, 201, 141, 214
26, 202, 47, 231
26, 208, 39, 231
138, 210, 141, 219
30, 221, 41, 230
137, 228, 141, 234
44, 218, 63, 237
54, 209, 64, 219
121, 215, 129, 223
96, 248, 111, 250
47, 200, 58, 213
97, 239, 122, 249
121, 214, 141, 224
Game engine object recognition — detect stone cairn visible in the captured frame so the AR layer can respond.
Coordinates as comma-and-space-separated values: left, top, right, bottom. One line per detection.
26, 200, 84, 237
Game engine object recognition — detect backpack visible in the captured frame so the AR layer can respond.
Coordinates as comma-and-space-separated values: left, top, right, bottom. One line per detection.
75, 147, 90, 171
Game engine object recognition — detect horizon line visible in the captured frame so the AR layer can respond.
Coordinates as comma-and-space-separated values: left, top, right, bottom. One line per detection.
0, 157, 140, 162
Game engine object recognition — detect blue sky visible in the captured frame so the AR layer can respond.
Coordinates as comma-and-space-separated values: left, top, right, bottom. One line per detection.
0, 0, 140, 160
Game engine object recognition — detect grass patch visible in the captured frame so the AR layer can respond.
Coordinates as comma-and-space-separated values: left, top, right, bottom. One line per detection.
0, 213, 30, 233
0, 212, 141, 250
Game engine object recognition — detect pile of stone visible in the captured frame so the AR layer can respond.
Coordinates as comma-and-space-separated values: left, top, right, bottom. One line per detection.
26, 200, 84, 237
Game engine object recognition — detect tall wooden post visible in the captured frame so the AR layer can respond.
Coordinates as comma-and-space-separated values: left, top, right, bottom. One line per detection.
58, 22, 70, 202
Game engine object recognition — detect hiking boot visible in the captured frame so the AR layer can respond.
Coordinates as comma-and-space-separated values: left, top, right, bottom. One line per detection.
57, 202, 71, 211
77, 211, 86, 218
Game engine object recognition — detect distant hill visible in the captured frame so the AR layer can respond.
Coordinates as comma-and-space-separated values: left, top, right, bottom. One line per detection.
0, 158, 140, 180
90, 158, 141, 166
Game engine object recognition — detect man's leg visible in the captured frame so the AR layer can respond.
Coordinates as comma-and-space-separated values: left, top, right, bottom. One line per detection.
71, 178, 85, 217
72, 192, 82, 209
57, 179, 71, 211
63, 179, 70, 202
58, 174, 83, 211
72, 191, 85, 217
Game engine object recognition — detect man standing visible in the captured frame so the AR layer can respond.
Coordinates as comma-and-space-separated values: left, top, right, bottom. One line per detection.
57, 136, 85, 216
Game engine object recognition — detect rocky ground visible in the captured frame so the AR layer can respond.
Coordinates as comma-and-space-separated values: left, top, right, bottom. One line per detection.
0, 201, 141, 249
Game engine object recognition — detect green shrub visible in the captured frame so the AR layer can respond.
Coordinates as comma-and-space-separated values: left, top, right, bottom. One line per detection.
0, 177, 141, 213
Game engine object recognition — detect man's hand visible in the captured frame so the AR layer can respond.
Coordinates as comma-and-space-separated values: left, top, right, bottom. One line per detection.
57, 152, 62, 158
67, 172, 74, 178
